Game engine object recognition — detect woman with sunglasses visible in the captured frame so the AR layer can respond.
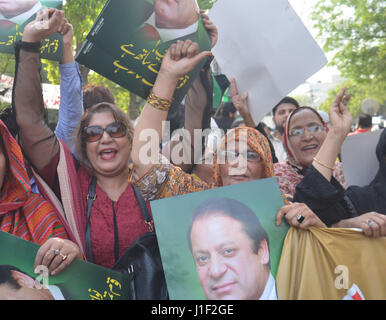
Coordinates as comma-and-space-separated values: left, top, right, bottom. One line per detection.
274, 105, 347, 201
12, 10, 210, 272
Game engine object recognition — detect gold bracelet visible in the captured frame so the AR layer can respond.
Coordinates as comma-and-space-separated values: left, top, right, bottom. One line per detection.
146, 91, 172, 111
313, 157, 334, 171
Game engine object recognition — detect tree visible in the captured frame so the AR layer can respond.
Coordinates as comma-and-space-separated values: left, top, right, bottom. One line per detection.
311, 0, 386, 85
319, 79, 386, 117
0, 0, 219, 119
312, 0, 386, 117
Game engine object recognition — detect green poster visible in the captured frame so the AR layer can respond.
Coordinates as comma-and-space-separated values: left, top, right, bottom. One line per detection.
0, 231, 131, 300
151, 178, 290, 300
75, 0, 211, 112
0, 1, 63, 61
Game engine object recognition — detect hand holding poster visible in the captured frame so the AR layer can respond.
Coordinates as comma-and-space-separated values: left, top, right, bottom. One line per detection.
150, 178, 289, 300
0, 0, 63, 60
0, 231, 131, 300
76, 0, 211, 111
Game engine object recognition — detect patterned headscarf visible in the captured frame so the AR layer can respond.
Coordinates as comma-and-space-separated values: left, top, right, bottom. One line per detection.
213, 126, 274, 187
0, 120, 68, 245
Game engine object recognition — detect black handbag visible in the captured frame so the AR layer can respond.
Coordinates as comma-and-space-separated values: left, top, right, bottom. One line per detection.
85, 176, 169, 300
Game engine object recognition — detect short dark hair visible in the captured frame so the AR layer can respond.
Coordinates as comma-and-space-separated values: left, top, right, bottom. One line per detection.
0, 107, 18, 138
221, 102, 236, 117
358, 113, 372, 129
272, 97, 299, 116
187, 198, 270, 268
83, 85, 115, 110
0, 265, 24, 290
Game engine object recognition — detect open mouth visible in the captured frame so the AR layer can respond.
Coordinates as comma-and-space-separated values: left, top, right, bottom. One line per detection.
99, 149, 118, 160
301, 144, 319, 152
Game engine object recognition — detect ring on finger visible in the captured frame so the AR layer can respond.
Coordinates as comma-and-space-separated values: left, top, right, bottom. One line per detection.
51, 249, 61, 256
296, 214, 305, 224
367, 219, 374, 226
59, 253, 67, 261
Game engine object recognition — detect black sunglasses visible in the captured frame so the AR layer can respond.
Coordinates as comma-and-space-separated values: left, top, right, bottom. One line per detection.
83, 122, 127, 142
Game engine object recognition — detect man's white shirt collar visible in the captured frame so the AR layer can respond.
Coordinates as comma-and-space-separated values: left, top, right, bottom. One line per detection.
0, 2, 42, 25
259, 273, 278, 300
48, 285, 65, 300
143, 12, 198, 43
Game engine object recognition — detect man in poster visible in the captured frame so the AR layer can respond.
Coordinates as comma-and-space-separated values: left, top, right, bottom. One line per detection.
187, 198, 277, 300
0, 0, 42, 28
138, 0, 200, 43
0, 0, 63, 59
0, 265, 65, 300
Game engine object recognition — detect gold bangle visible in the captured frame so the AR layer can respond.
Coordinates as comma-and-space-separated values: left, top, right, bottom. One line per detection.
146, 91, 172, 111
313, 157, 334, 171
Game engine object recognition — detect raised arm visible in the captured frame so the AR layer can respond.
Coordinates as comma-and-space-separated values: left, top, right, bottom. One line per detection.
229, 77, 256, 128
55, 20, 83, 150
131, 40, 212, 178
13, 9, 66, 172
165, 11, 217, 173
311, 87, 352, 181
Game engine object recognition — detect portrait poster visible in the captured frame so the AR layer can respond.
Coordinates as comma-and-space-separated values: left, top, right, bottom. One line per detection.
0, 231, 131, 300
150, 178, 289, 300
75, 0, 211, 112
0, 0, 63, 61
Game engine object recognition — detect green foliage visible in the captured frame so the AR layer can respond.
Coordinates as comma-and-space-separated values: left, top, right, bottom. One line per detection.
43, 0, 106, 85
88, 72, 131, 114
0, 0, 219, 117
0, 101, 10, 111
319, 79, 386, 117
0, 54, 15, 77
292, 94, 314, 107
311, 0, 386, 84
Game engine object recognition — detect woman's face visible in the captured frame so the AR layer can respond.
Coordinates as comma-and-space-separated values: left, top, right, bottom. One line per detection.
288, 109, 327, 167
219, 142, 265, 186
85, 111, 131, 178
0, 148, 6, 190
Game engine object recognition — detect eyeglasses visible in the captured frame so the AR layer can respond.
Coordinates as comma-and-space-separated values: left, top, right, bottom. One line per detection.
83, 122, 127, 142
220, 150, 262, 162
288, 124, 325, 138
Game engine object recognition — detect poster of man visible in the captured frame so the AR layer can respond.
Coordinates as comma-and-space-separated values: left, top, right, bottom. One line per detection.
0, 264, 65, 300
150, 178, 289, 300
136, 0, 200, 43
0, 0, 63, 60
0, 231, 131, 300
76, 0, 211, 111
188, 198, 277, 300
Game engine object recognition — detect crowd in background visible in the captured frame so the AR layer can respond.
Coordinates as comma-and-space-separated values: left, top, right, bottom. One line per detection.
0, 6, 385, 300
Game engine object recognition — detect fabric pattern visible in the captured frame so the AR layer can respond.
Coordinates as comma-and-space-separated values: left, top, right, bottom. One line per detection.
0, 120, 68, 245
275, 160, 347, 197
129, 127, 277, 201
275, 106, 347, 198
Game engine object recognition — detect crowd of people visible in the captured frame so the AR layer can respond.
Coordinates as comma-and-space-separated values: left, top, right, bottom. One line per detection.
0, 6, 385, 300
